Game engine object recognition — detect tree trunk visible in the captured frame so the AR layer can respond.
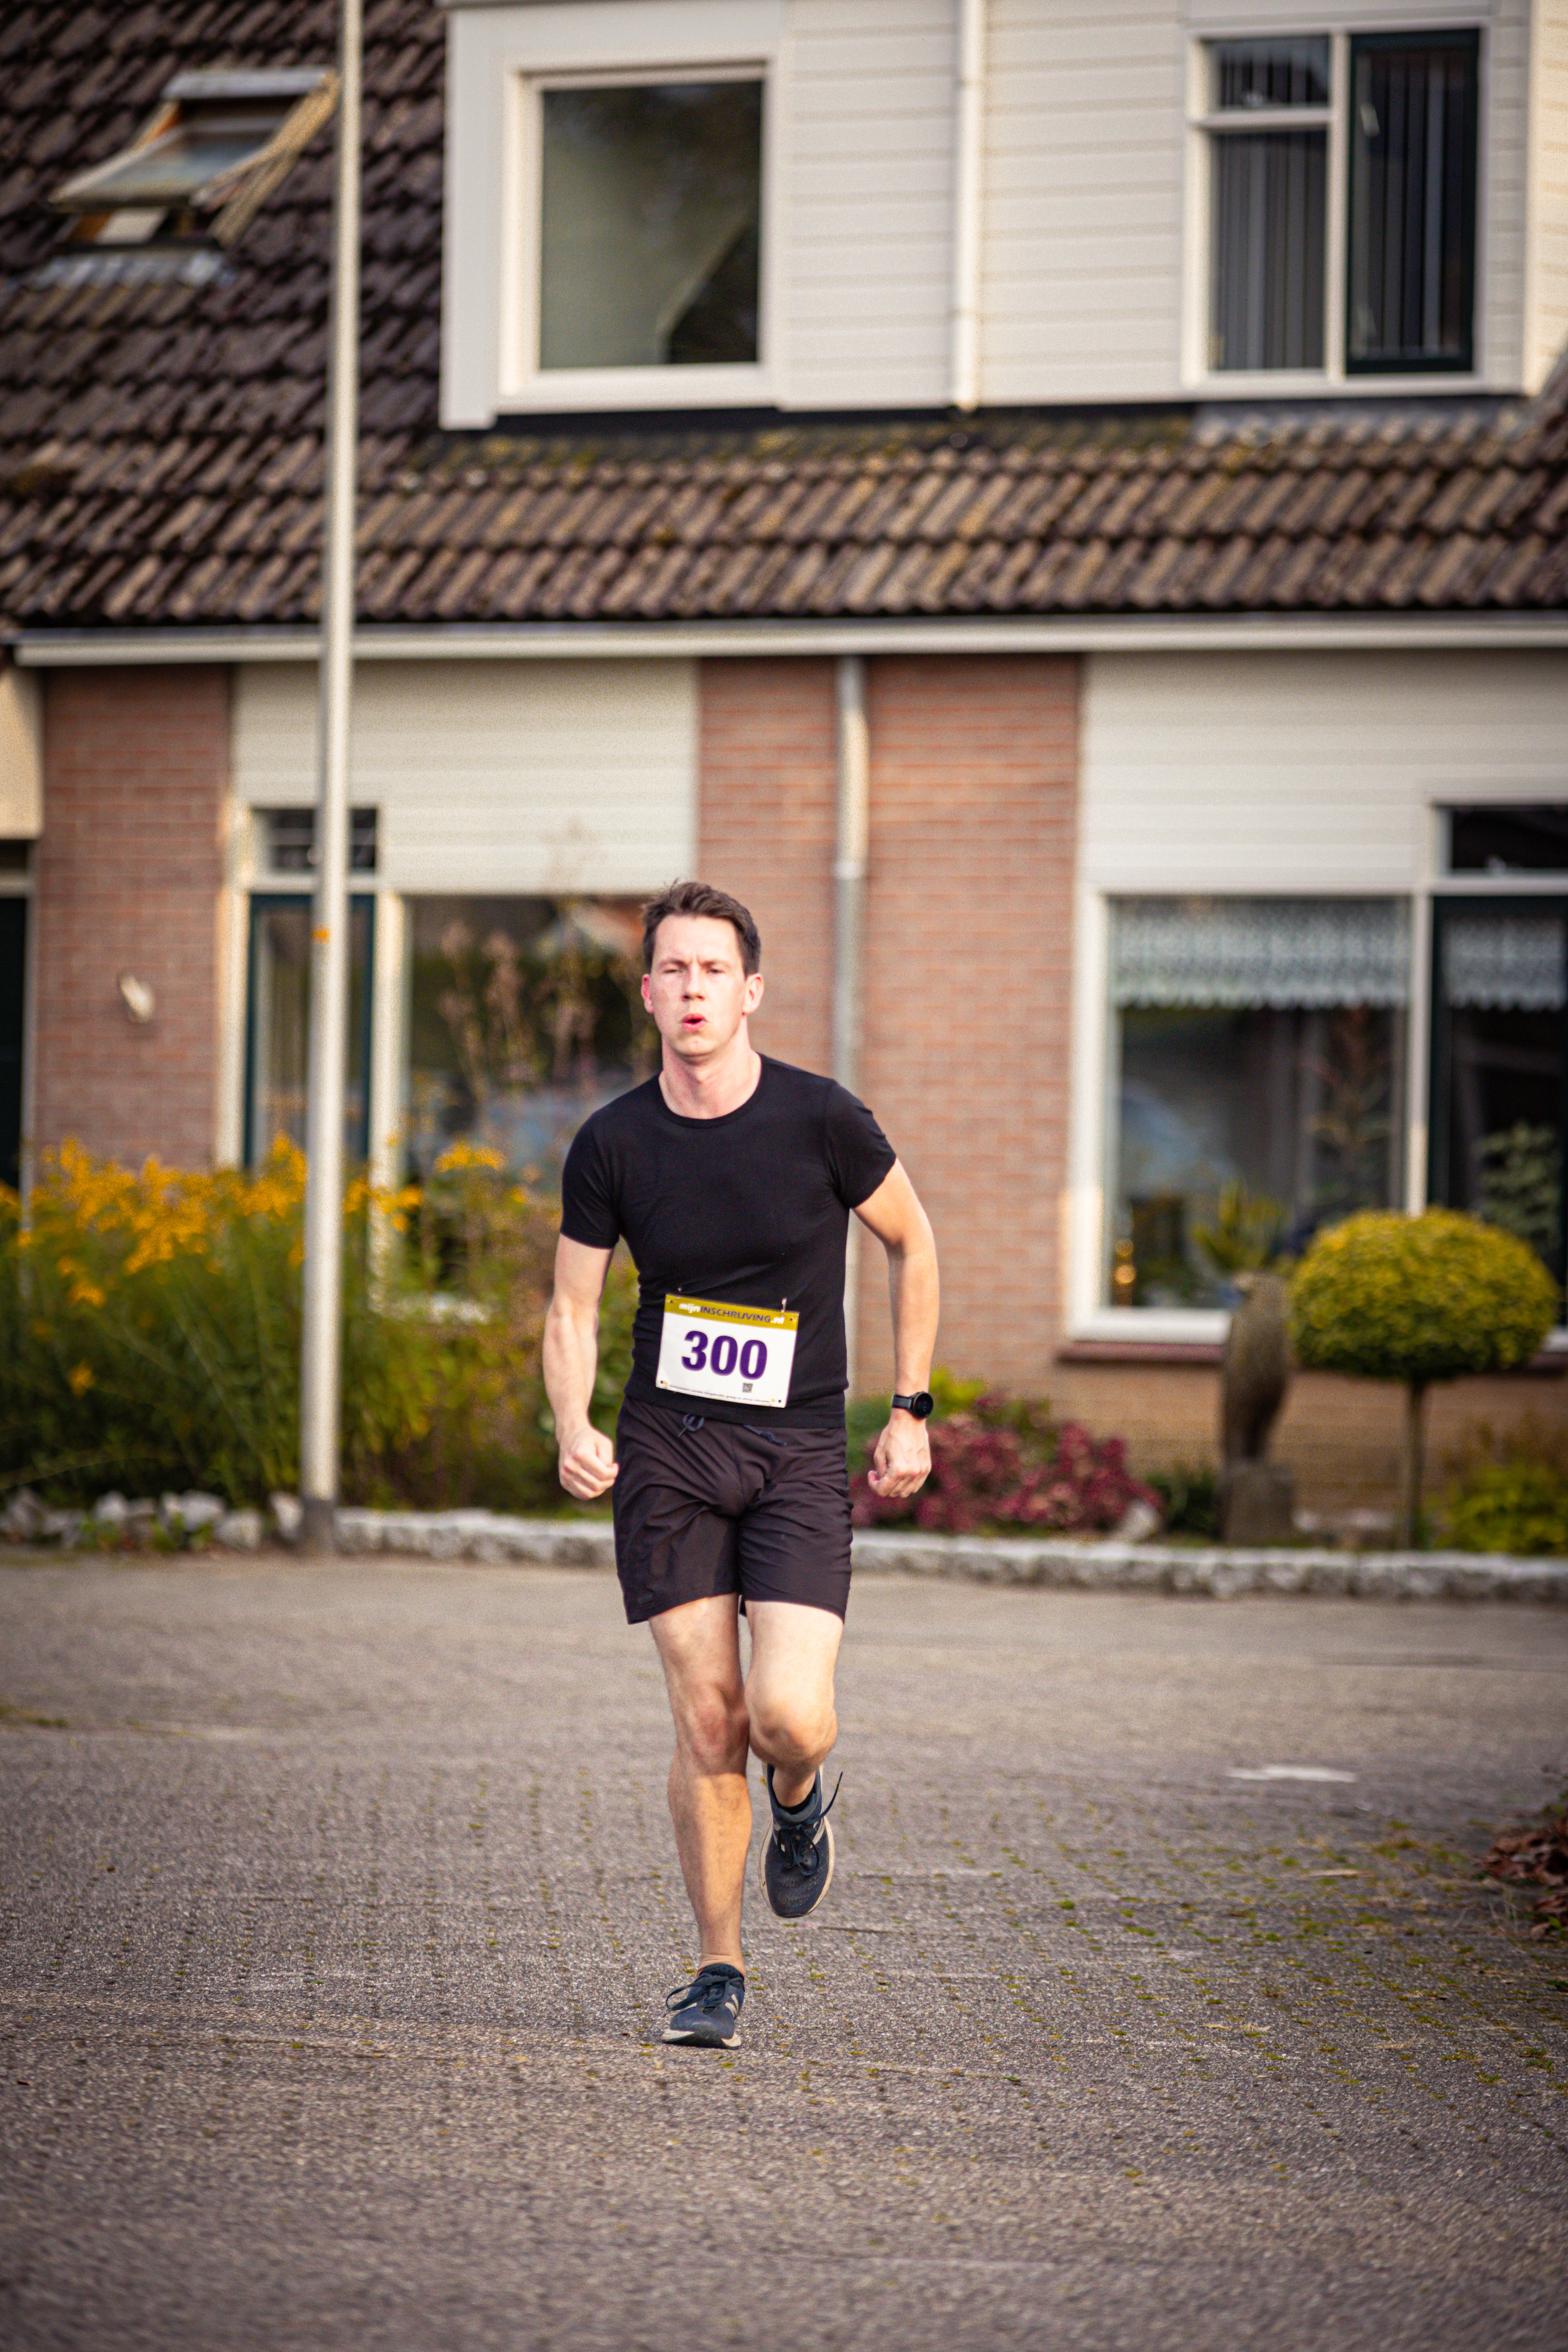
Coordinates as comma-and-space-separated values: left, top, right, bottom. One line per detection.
1399, 1380, 1428, 1550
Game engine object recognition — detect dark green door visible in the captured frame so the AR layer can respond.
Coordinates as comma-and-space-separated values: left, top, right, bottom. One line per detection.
0, 898, 24, 1194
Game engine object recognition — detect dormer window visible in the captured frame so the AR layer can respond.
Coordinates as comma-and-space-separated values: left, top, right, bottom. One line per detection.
503, 67, 769, 405
537, 79, 762, 371
52, 67, 336, 249
442, 1, 779, 424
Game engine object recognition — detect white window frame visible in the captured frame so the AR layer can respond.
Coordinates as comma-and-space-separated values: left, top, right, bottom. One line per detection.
499, 57, 778, 413
1181, 21, 1488, 396
1066, 844, 1568, 1348
217, 808, 406, 1200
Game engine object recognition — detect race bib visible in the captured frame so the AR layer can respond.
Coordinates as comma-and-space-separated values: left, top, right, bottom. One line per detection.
655, 1294, 800, 1411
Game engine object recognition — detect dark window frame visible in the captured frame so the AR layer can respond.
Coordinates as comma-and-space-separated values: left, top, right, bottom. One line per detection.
260, 804, 379, 877
1427, 891, 1568, 1300
0, 897, 25, 1196
1344, 27, 1480, 377
1445, 804, 1568, 876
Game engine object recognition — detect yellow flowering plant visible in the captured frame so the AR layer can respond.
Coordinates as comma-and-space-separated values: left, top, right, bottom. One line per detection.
0, 1138, 634, 1513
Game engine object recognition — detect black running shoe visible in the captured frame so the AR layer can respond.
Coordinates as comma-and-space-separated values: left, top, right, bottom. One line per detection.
662, 1962, 746, 2048
758, 1766, 840, 1921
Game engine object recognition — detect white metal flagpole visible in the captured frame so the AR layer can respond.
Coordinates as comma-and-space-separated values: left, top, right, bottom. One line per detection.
298, 0, 363, 1554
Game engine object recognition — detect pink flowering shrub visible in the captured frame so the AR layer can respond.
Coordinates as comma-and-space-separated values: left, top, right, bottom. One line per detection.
851, 1396, 1158, 1537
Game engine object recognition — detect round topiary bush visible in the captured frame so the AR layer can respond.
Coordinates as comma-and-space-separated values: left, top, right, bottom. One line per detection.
1291, 1208, 1558, 1546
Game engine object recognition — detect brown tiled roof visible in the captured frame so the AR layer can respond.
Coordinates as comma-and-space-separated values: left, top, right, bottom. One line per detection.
2, 0, 1568, 634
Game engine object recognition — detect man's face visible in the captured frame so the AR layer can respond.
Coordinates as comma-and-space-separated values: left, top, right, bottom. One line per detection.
641, 915, 763, 1062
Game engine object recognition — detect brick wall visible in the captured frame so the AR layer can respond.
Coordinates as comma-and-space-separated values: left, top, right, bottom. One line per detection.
699, 653, 1077, 1394
1054, 1358, 1566, 1516
855, 655, 1077, 1391
688, 649, 1567, 1523
34, 666, 227, 1169
697, 658, 837, 1075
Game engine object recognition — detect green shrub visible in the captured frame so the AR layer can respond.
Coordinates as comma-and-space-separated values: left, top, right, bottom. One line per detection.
1145, 1461, 1220, 1539
0, 1139, 632, 1513
1292, 1207, 1556, 1387
1440, 1462, 1568, 1557
1291, 1208, 1557, 1545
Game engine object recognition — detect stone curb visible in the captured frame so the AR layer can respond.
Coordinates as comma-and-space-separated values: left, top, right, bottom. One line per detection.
329, 1508, 1568, 1602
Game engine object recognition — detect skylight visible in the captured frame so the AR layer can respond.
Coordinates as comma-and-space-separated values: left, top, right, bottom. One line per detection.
52, 68, 337, 248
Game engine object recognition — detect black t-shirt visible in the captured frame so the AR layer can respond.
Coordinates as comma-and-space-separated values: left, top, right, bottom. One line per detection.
561, 1056, 897, 1427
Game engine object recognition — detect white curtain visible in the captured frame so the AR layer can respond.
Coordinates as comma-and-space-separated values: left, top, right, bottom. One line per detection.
1112, 898, 1409, 1008
1442, 910, 1566, 1011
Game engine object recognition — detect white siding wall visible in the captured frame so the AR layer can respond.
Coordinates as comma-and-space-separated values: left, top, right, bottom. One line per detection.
983, 0, 1528, 400
1486, 0, 1533, 387
442, 0, 954, 423
783, 0, 955, 408
1526, 0, 1568, 386
232, 661, 696, 895
442, 0, 785, 427
982, 1, 1185, 403
1080, 648, 1568, 893
444, 0, 1535, 421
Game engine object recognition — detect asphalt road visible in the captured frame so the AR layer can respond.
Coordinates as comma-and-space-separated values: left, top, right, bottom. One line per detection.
1, 1557, 1565, 2352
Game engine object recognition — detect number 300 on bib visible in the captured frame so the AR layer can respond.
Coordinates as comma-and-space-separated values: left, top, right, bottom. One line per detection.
655, 1295, 800, 1411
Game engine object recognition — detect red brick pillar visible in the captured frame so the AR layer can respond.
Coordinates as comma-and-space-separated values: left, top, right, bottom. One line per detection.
697, 657, 837, 1075
34, 666, 229, 1170
855, 655, 1079, 1394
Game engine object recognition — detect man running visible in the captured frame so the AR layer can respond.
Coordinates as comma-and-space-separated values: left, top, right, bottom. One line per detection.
543, 880, 938, 2049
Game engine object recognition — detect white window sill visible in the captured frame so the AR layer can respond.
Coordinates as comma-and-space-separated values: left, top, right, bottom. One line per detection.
497, 364, 771, 413
1065, 1312, 1568, 1358
1069, 1310, 1229, 1348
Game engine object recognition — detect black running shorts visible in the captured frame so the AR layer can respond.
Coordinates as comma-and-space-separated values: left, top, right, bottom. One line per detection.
612, 1395, 852, 1625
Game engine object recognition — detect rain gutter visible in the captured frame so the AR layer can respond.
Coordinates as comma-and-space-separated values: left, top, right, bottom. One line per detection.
13, 614, 1568, 663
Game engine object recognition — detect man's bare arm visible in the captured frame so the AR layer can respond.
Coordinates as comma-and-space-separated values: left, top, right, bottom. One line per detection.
852, 1160, 940, 1500
542, 1235, 619, 1501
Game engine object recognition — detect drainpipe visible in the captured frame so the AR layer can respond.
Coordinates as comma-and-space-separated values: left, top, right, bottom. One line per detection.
834, 655, 869, 1386
949, 0, 986, 412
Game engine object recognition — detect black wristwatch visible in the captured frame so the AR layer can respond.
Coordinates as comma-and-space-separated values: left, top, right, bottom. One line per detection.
891, 1390, 935, 1420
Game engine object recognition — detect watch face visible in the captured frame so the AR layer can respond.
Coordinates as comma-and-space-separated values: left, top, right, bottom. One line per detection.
896, 1391, 935, 1419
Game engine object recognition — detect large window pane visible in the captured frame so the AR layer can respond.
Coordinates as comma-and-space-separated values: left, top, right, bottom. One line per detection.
1212, 38, 1329, 110
1109, 899, 1406, 1307
1348, 33, 1478, 371
1430, 898, 1566, 1298
1447, 805, 1568, 877
1210, 129, 1327, 370
406, 896, 653, 1188
539, 82, 762, 370
245, 895, 373, 1165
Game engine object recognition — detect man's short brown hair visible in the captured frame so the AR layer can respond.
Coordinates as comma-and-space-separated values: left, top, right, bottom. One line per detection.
641, 880, 761, 976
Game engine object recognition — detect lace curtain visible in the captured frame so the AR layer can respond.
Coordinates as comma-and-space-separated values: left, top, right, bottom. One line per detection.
1112, 898, 1409, 1009
1442, 910, 1566, 1011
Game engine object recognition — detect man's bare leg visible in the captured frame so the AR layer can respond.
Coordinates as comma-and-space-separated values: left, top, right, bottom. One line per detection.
745, 1600, 843, 1805
649, 1595, 753, 1968
652, 1594, 844, 1965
